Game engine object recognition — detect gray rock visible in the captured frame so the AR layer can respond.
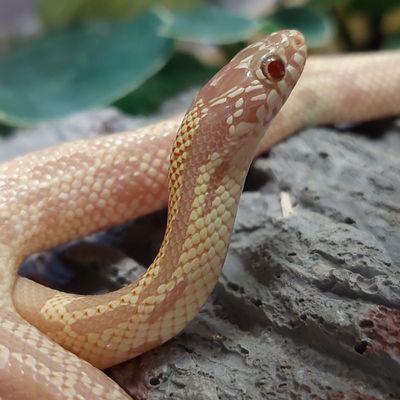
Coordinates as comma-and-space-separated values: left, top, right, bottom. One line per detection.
2, 107, 400, 399
110, 125, 400, 400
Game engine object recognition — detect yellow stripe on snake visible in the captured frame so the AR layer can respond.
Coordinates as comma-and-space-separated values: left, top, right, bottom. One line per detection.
0, 30, 400, 399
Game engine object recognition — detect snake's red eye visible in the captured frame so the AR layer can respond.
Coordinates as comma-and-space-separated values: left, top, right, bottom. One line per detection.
260, 55, 285, 81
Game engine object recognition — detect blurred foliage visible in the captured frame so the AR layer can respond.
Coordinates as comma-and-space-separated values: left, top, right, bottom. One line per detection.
116, 53, 217, 115
265, 6, 334, 48
383, 34, 400, 50
0, 0, 399, 127
310, 0, 400, 50
158, 6, 260, 44
0, 124, 11, 137
0, 12, 172, 126
38, 0, 200, 29
349, 0, 400, 14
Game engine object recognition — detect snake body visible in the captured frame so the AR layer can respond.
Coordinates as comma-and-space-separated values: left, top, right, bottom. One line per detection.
0, 29, 400, 399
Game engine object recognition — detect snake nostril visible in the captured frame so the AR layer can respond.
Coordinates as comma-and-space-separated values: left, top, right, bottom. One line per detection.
293, 36, 303, 47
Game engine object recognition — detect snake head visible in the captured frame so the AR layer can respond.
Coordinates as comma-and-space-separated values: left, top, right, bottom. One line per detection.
194, 30, 307, 154
171, 30, 307, 191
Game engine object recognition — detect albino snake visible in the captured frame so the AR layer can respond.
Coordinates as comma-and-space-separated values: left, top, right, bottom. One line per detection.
0, 29, 400, 399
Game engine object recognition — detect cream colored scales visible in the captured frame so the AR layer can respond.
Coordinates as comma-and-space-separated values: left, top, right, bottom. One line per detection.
1, 30, 400, 399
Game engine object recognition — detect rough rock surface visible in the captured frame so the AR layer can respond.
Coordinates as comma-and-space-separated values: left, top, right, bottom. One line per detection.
1, 105, 400, 399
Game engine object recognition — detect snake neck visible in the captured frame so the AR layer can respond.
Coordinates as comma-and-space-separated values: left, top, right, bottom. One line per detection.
14, 100, 256, 368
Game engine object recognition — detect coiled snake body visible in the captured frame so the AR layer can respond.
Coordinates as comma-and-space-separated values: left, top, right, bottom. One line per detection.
0, 30, 400, 399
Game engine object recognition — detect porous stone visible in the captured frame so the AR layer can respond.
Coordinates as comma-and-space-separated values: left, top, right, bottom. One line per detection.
2, 105, 399, 399
110, 123, 400, 400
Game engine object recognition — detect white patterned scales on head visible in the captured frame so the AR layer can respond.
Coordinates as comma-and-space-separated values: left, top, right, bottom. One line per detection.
0, 30, 306, 399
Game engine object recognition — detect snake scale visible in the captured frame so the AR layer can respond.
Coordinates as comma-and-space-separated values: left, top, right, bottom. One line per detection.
0, 29, 400, 399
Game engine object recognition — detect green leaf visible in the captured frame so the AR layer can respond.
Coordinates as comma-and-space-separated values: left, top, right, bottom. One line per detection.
39, 0, 202, 30
382, 33, 400, 49
158, 6, 260, 44
0, 12, 173, 126
266, 6, 335, 49
115, 52, 217, 115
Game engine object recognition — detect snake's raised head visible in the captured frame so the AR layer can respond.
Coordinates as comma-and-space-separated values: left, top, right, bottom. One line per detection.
170, 30, 307, 203
191, 30, 307, 155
